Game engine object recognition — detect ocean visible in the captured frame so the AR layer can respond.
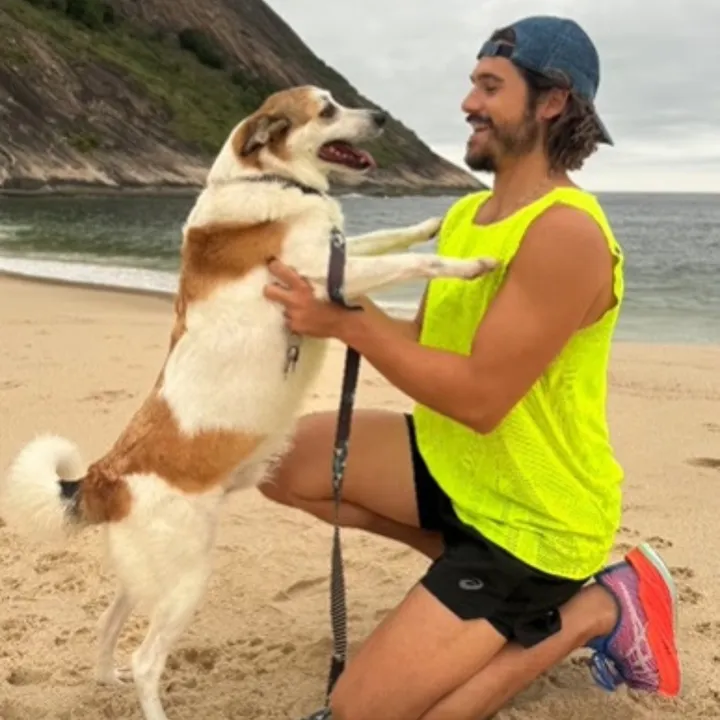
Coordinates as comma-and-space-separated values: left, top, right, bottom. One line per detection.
0, 191, 718, 344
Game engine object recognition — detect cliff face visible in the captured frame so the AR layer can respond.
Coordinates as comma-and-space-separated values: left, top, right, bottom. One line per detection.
0, 0, 482, 195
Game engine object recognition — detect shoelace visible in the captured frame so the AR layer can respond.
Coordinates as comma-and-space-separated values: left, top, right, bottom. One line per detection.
589, 649, 624, 691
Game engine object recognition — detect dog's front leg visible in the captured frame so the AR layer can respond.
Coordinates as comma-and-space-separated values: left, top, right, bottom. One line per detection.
346, 217, 443, 256
311, 252, 497, 300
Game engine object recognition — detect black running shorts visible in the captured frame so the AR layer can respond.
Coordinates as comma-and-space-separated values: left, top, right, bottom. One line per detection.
405, 413, 589, 648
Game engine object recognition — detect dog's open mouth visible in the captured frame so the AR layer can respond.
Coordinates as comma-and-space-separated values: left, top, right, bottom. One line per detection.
318, 141, 375, 171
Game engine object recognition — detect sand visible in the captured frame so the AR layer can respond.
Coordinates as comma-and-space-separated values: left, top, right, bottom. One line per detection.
0, 272, 718, 719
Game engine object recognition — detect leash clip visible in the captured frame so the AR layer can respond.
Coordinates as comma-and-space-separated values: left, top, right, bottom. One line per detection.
284, 333, 302, 376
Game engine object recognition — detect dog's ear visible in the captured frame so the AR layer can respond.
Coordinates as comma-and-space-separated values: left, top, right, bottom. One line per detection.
239, 114, 291, 156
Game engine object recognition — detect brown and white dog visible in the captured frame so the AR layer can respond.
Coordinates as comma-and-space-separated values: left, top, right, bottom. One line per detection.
0, 85, 497, 719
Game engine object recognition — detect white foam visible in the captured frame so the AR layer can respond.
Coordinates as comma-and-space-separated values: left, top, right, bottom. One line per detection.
0, 255, 177, 295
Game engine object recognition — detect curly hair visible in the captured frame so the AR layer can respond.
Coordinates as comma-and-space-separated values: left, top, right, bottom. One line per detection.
490, 28, 605, 171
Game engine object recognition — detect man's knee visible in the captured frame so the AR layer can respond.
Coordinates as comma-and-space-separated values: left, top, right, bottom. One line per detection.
329, 683, 376, 720
257, 411, 334, 505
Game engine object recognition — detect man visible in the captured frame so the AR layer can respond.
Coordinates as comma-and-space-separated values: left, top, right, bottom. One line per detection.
261, 15, 681, 720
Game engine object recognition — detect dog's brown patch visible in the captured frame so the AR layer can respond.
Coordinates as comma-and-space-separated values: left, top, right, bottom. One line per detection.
232, 86, 321, 165
88, 393, 263, 496
171, 219, 286, 348
79, 469, 133, 524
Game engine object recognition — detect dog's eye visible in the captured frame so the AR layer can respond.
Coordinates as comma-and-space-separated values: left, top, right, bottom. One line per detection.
319, 104, 337, 119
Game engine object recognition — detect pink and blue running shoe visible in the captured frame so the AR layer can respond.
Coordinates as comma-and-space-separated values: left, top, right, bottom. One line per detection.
586, 542, 682, 697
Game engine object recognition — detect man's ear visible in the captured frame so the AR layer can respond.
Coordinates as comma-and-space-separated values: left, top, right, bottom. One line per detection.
538, 87, 570, 121
239, 114, 291, 156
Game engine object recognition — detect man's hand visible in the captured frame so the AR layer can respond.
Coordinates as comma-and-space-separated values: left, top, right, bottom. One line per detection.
264, 259, 348, 338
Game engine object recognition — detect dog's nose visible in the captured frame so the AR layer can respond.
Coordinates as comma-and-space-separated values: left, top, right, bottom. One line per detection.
372, 110, 388, 127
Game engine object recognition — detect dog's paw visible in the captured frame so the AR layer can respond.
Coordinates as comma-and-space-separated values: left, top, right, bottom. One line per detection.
96, 665, 133, 686
427, 256, 499, 279
411, 216, 443, 243
462, 257, 500, 279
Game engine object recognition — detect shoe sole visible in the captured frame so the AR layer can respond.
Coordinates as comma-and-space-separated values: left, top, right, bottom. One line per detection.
626, 542, 682, 697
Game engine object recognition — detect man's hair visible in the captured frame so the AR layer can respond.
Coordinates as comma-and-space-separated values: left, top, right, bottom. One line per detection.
490, 27, 604, 171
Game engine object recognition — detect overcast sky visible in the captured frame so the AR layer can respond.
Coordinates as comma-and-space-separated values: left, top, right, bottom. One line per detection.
264, 0, 719, 192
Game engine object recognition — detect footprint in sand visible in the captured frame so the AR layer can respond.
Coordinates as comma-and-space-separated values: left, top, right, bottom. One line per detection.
670, 567, 703, 605
272, 575, 326, 602
645, 535, 673, 550
686, 456, 720, 470
178, 646, 220, 672
79, 389, 135, 403
679, 584, 703, 605
6, 666, 52, 686
34, 550, 82, 574
695, 621, 720, 638
618, 526, 641, 538
670, 566, 695, 580
1, 614, 50, 642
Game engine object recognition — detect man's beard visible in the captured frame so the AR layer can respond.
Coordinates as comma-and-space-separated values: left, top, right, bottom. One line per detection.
465, 111, 540, 173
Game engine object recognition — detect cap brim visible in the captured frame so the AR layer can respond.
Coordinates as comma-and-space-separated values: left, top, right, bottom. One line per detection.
592, 108, 613, 145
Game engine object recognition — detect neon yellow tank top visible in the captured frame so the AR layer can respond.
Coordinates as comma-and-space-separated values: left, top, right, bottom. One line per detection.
413, 187, 625, 580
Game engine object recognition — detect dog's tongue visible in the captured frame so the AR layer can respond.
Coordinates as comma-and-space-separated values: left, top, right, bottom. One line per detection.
319, 141, 375, 169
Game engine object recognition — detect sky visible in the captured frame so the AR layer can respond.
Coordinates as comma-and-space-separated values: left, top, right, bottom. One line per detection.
263, 0, 719, 192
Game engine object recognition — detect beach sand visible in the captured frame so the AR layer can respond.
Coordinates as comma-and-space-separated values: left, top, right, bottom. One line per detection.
0, 273, 718, 719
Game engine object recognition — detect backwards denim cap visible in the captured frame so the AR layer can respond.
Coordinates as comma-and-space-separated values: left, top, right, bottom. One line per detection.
478, 15, 613, 145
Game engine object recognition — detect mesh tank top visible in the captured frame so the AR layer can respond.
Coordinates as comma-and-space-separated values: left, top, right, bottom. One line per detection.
413, 187, 625, 579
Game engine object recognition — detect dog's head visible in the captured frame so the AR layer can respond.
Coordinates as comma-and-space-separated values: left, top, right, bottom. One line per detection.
207, 85, 387, 190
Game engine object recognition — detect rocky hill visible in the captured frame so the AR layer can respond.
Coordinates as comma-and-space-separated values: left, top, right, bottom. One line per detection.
0, 0, 482, 196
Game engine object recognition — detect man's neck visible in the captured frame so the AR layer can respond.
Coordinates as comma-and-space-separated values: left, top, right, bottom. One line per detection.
488, 155, 572, 217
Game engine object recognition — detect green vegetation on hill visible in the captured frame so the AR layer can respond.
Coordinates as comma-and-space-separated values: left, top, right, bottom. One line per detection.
3, 0, 411, 165
4, 0, 280, 153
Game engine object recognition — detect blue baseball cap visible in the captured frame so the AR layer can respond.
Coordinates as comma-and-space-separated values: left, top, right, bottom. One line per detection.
477, 15, 612, 145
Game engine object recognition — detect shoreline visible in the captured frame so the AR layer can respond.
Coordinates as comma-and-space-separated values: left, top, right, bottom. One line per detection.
0, 180, 480, 200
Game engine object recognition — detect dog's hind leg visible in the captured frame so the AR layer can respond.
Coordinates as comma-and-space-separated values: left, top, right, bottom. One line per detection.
95, 585, 136, 686
131, 563, 211, 720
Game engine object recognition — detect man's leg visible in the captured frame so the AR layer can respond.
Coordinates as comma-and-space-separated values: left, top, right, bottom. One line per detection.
259, 408, 442, 559
419, 582, 617, 720
328, 582, 509, 720
328, 548, 679, 720
420, 542, 682, 719
327, 580, 617, 720
262, 413, 681, 719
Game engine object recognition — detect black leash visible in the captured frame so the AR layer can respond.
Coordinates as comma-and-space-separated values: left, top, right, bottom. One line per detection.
299, 228, 362, 720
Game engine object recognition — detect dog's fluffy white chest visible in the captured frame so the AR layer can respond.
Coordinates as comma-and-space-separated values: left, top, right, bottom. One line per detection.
160, 271, 328, 437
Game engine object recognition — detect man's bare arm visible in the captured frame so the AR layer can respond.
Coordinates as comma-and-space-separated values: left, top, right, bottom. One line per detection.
351, 287, 428, 342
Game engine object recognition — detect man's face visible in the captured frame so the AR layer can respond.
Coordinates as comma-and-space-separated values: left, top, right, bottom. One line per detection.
461, 56, 541, 173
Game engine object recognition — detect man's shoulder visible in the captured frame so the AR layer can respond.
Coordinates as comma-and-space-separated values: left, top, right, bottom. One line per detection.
514, 200, 615, 288
526, 196, 613, 256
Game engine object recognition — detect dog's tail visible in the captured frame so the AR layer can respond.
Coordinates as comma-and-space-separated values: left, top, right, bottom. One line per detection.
0, 434, 129, 542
